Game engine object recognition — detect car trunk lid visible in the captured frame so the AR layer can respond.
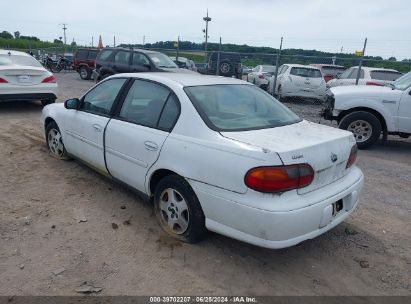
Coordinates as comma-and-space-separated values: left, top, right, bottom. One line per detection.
221, 120, 355, 194
0, 66, 50, 85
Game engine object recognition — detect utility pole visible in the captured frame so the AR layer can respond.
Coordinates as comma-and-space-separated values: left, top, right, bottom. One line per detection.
62, 23, 67, 53
355, 38, 367, 85
91, 36, 94, 47
143, 35, 145, 46
272, 37, 283, 97
203, 9, 212, 55
216, 37, 222, 76
114, 36, 116, 47
176, 36, 180, 62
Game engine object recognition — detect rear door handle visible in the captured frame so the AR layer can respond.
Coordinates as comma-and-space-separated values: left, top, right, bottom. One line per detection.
92, 124, 102, 132
144, 141, 158, 151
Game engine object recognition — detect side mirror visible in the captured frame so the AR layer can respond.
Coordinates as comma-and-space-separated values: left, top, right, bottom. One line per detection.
64, 98, 80, 110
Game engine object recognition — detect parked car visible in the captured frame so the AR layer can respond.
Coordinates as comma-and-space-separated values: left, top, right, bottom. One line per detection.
199, 51, 242, 78
310, 64, 346, 82
242, 66, 253, 75
73, 48, 100, 80
268, 64, 326, 102
322, 71, 411, 149
41, 72, 363, 249
170, 56, 197, 72
0, 49, 57, 106
93, 47, 194, 81
327, 66, 402, 88
246, 65, 276, 90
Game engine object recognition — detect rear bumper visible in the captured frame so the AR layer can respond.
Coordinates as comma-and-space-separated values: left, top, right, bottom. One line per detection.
0, 93, 57, 102
190, 166, 364, 249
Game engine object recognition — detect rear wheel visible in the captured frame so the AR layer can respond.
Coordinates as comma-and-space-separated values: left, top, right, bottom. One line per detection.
154, 175, 207, 243
45, 122, 70, 160
79, 66, 91, 80
219, 60, 232, 77
339, 111, 382, 149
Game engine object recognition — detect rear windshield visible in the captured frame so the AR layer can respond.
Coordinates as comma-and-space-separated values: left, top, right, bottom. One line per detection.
0, 54, 42, 67
184, 84, 301, 132
321, 66, 346, 76
290, 67, 322, 78
370, 70, 402, 81
262, 66, 277, 73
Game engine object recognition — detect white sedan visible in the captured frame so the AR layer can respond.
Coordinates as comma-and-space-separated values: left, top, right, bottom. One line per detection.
0, 49, 58, 105
41, 73, 364, 249
268, 64, 326, 102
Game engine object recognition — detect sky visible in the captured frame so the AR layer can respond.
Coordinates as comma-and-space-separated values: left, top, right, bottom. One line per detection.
1, 0, 410, 59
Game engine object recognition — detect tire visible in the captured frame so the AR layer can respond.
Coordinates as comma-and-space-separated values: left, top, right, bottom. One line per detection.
219, 60, 232, 77
339, 111, 382, 149
51, 63, 61, 73
45, 121, 70, 160
79, 66, 91, 80
154, 175, 207, 243
41, 99, 56, 106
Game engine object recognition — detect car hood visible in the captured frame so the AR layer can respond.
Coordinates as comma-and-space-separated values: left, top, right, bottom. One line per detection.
330, 85, 402, 101
221, 120, 356, 194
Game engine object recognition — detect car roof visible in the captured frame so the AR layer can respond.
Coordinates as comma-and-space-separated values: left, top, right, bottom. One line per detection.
285, 64, 321, 70
350, 66, 399, 72
111, 72, 250, 87
310, 64, 345, 68
0, 49, 31, 57
102, 47, 160, 54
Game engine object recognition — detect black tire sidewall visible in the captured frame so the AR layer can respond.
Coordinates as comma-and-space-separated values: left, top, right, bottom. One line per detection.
339, 111, 382, 149
154, 175, 207, 243
80, 66, 90, 80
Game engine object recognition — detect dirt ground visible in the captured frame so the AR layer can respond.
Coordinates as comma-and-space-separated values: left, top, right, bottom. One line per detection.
0, 72, 410, 296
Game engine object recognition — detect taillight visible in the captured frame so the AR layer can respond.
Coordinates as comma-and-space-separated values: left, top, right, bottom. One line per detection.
42, 75, 57, 83
0, 77, 8, 83
244, 164, 314, 193
258, 74, 264, 79
366, 81, 384, 86
346, 145, 358, 168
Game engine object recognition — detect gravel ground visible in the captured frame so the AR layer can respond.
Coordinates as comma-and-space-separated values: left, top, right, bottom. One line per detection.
0, 72, 410, 296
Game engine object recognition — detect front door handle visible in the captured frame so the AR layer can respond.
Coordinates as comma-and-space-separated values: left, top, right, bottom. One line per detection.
144, 141, 158, 151
92, 124, 102, 132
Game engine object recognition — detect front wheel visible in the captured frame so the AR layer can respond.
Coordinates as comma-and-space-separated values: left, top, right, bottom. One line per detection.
154, 175, 207, 243
51, 63, 61, 73
339, 111, 382, 149
46, 122, 70, 160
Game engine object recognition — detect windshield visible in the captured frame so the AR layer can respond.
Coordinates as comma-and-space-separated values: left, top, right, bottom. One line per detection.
148, 53, 178, 68
322, 66, 346, 76
290, 67, 322, 78
370, 70, 402, 81
184, 84, 301, 131
0, 54, 42, 67
393, 71, 411, 90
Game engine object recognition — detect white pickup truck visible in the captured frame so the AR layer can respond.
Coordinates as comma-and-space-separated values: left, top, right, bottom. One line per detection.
322, 71, 411, 148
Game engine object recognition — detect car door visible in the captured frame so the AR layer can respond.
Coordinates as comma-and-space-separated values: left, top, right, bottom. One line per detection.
398, 87, 411, 133
112, 50, 131, 73
64, 78, 128, 172
130, 52, 151, 72
105, 79, 180, 193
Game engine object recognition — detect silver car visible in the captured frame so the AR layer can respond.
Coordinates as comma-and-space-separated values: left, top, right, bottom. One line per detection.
246, 65, 276, 90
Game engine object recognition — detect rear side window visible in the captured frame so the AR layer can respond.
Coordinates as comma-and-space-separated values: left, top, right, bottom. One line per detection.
158, 95, 180, 131
114, 51, 131, 65
370, 71, 402, 81
88, 50, 99, 60
76, 50, 88, 59
98, 49, 114, 61
290, 67, 322, 78
118, 80, 171, 128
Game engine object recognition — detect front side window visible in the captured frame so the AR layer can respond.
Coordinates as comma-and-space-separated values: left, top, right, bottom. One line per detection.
185, 84, 301, 131
80, 78, 127, 115
114, 51, 131, 65
393, 71, 411, 90
132, 53, 150, 66
118, 80, 174, 129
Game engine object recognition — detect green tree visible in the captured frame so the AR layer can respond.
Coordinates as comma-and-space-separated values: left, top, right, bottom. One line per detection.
0, 31, 13, 39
